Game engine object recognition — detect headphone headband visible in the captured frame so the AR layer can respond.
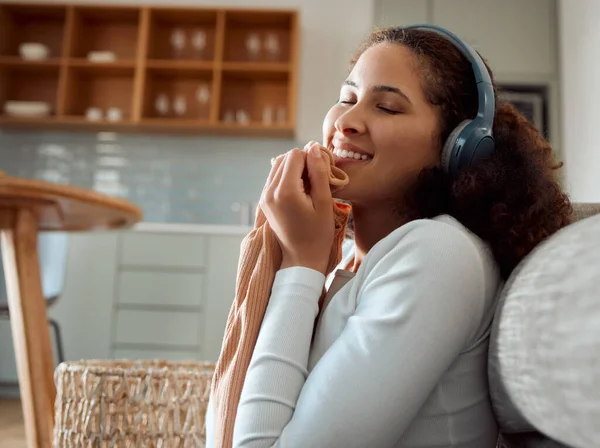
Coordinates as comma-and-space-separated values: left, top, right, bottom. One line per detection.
402, 24, 495, 128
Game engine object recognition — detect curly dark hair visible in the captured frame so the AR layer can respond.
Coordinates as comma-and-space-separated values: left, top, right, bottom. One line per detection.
347, 26, 572, 279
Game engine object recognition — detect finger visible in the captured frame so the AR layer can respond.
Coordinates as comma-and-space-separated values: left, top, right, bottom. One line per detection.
267, 155, 286, 190
306, 143, 332, 209
303, 140, 319, 151
264, 154, 285, 188
261, 154, 286, 204
278, 148, 307, 193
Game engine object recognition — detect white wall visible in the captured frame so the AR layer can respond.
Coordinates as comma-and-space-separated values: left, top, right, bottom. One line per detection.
5, 0, 374, 144
558, 0, 600, 202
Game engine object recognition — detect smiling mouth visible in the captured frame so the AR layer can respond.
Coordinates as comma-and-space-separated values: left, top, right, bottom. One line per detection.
332, 148, 373, 161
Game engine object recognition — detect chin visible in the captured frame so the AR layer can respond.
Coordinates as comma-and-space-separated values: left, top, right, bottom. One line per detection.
332, 185, 349, 200
332, 185, 355, 202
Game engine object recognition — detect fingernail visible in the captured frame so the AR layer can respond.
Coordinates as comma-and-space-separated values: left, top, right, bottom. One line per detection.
310, 145, 321, 157
271, 157, 276, 165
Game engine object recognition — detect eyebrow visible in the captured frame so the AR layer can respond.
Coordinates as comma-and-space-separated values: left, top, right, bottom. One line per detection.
343, 80, 412, 104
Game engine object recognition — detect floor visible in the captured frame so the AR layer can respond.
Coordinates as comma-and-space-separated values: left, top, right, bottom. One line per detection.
0, 399, 26, 448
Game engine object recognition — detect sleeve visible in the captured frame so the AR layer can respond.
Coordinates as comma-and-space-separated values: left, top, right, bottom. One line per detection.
232, 222, 488, 448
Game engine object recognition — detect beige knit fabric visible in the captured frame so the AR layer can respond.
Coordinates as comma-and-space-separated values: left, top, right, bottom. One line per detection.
209, 147, 350, 447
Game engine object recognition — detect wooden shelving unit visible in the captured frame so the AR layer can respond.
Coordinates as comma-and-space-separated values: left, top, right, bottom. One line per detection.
0, 3, 299, 138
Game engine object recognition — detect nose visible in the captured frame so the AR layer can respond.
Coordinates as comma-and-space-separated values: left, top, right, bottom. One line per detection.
334, 104, 366, 136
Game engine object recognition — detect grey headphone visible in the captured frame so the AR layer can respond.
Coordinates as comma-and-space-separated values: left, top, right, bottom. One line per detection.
403, 24, 496, 177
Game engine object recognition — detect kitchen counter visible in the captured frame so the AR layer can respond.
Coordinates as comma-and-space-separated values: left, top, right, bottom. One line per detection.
133, 222, 253, 236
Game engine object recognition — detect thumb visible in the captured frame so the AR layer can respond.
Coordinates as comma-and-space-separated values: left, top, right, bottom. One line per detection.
307, 144, 332, 209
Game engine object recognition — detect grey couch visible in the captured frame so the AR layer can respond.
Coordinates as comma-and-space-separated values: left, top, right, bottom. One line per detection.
489, 203, 600, 448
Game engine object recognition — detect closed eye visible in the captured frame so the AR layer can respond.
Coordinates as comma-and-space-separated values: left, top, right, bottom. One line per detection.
378, 105, 400, 114
338, 97, 400, 114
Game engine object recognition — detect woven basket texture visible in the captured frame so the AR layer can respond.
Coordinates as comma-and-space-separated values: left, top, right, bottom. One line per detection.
53, 360, 215, 448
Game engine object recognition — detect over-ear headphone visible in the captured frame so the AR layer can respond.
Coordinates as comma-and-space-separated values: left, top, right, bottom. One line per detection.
402, 24, 496, 178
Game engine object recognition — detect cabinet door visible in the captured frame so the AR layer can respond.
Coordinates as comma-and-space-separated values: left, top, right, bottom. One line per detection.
120, 233, 207, 269
48, 233, 120, 361
432, 0, 556, 77
375, 0, 429, 27
114, 309, 201, 347
202, 235, 244, 362
116, 270, 205, 308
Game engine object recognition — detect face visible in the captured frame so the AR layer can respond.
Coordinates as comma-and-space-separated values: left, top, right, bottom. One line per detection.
322, 42, 441, 205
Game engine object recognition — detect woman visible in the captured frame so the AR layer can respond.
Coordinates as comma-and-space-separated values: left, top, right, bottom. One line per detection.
224, 25, 571, 447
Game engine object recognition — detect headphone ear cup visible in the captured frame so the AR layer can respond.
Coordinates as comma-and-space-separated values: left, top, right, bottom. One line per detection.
441, 119, 471, 174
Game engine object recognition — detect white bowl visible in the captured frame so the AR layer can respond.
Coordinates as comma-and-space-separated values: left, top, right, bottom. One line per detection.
4, 101, 51, 117
19, 43, 50, 60
87, 51, 117, 63
85, 107, 102, 121
106, 107, 123, 122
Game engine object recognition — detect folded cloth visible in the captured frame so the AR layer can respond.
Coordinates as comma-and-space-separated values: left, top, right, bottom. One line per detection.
209, 146, 351, 447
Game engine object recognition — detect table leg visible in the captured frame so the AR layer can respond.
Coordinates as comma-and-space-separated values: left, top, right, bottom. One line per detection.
1, 209, 55, 448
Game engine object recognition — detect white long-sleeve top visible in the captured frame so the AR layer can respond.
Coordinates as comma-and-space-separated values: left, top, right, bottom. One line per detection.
206, 215, 502, 447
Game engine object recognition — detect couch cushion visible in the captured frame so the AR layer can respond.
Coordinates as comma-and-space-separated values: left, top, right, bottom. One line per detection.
488, 258, 536, 434
488, 213, 600, 448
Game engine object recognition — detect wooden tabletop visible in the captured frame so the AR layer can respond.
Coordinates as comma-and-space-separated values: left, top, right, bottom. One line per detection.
0, 174, 142, 231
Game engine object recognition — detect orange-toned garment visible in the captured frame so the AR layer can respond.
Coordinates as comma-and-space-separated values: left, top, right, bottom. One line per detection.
209, 147, 351, 448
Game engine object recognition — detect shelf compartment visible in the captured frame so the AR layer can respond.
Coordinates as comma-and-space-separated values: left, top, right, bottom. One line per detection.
0, 65, 60, 117
147, 8, 218, 62
0, 4, 67, 59
219, 69, 289, 126
67, 6, 140, 61
0, 4, 298, 139
142, 67, 213, 121
62, 65, 135, 121
223, 10, 293, 63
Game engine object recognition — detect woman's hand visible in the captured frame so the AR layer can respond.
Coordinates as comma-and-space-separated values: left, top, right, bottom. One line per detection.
261, 142, 334, 276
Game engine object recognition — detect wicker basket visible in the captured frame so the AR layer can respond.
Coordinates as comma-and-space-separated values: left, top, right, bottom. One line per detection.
53, 359, 215, 448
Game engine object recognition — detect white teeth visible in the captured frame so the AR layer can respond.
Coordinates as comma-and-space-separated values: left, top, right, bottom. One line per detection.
333, 148, 372, 160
